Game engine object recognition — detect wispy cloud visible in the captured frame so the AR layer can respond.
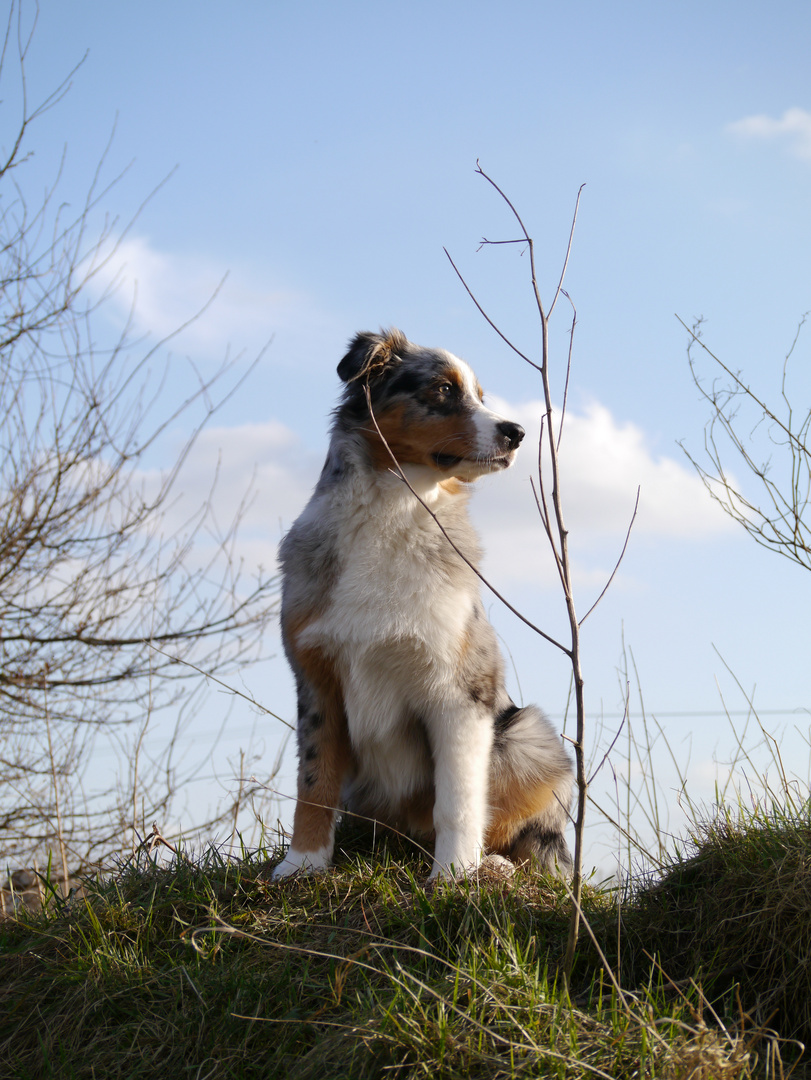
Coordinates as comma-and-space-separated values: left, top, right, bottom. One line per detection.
86, 234, 338, 367
726, 107, 811, 161
143, 397, 734, 595
470, 398, 736, 587
135, 419, 322, 583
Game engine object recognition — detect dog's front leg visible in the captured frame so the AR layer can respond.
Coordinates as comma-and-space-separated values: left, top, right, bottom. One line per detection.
428, 708, 493, 880
272, 665, 351, 880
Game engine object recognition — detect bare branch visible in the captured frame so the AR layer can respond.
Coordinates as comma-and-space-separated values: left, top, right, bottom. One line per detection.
148, 646, 295, 732
443, 246, 538, 370
548, 185, 585, 320
681, 313, 811, 572
557, 290, 577, 453
579, 487, 640, 627
0, 11, 278, 869
475, 163, 547, 333
450, 167, 631, 982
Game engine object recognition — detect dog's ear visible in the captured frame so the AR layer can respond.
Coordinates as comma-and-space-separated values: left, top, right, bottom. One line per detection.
337, 328, 408, 384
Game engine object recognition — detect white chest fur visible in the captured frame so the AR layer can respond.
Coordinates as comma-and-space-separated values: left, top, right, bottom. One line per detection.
297, 471, 476, 752
301, 472, 473, 653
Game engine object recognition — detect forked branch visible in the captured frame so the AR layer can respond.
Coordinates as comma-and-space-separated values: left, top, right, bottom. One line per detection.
451, 167, 635, 983
680, 313, 811, 572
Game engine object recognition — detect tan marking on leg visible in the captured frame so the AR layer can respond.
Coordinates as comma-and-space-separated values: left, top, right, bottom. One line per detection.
288, 642, 353, 855
281, 605, 316, 653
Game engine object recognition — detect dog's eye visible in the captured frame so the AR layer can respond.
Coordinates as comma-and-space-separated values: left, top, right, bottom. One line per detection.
437, 382, 453, 395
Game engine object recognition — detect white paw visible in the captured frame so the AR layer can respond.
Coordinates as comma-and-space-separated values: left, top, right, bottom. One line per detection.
427, 856, 481, 882
477, 853, 516, 878
271, 847, 331, 880
429, 832, 485, 881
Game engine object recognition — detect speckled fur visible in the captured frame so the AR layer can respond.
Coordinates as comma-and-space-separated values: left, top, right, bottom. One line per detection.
273, 329, 573, 881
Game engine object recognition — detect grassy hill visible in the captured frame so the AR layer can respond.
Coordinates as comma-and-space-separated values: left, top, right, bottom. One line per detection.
1, 812, 808, 1079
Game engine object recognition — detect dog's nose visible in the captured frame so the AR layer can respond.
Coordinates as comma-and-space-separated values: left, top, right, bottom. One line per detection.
496, 421, 525, 451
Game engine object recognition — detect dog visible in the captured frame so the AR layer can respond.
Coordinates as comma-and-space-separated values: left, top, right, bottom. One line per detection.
273, 328, 573, 881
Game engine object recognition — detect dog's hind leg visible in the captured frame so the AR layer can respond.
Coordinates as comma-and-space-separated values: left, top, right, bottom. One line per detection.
272, 653, 352, 879
485, 703, 573, 876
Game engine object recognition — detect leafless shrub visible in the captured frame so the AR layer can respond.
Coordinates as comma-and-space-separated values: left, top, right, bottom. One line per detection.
681, 312, 811, 572
0, 3, 277, 872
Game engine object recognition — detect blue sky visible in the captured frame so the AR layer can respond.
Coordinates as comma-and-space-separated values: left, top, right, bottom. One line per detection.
11, 0, 811, 868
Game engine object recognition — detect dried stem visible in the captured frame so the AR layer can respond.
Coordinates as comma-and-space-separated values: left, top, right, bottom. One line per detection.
680, 313, 811, 572
579, 488, 640, 627
455, 165, 635, 983
0, 4, 278, 870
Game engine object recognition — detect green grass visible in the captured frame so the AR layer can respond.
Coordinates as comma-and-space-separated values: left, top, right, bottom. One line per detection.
625, 798, 811, 1047
0, 818, 806, 1079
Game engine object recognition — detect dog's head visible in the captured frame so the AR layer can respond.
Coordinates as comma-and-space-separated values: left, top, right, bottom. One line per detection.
335, 328, 524, 481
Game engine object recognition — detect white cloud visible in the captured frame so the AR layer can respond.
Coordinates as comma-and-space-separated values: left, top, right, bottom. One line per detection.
474, 397, 734, 584
140, 396, 733, 598
134, 419, 322, 590
726, 107, 811, 161
86, 235, 336, 365
91, 239, 697, 593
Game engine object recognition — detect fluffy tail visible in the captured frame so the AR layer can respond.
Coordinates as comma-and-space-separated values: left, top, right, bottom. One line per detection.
487, 703, 574, 874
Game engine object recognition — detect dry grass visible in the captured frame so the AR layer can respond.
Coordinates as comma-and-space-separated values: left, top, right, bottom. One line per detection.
0, 820, 794, 1079
625, 799, 811, 1049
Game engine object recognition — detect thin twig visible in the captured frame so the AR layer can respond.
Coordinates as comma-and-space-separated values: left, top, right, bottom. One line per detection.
579, 487, 640, 627
148, 646, 295, 731
548, 185, 585, 320
443, 246, 538, 370
558, 291, 577, 452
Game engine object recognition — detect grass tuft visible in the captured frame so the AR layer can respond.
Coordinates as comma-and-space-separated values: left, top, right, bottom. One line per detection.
626, 797, 811, 1047
0, 817, 801, 1078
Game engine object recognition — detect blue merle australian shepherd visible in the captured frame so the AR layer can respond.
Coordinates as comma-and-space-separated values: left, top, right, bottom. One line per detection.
273, 329, 573, 881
